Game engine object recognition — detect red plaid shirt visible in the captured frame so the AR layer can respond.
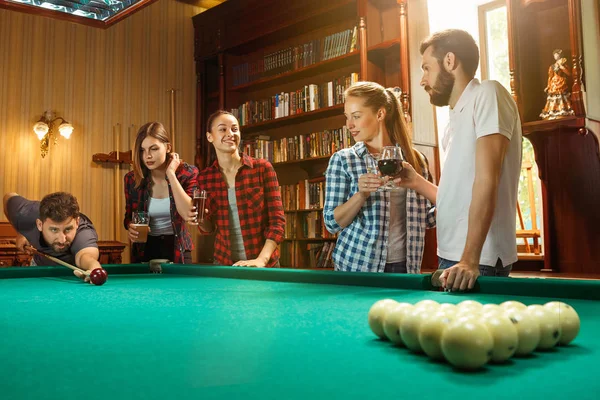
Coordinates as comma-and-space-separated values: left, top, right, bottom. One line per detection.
123, 162, 199, 263
198, 153, 285, 267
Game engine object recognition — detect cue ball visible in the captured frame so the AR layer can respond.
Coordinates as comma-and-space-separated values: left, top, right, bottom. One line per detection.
419, 311, 455, 360
504, 309, 540, 356
368, 299, 399, 339
480, 314, 519, 363
526, 305, 561, 349
441, 320, 494, 370
544, 301, 580, 345
382, 303, 414, 345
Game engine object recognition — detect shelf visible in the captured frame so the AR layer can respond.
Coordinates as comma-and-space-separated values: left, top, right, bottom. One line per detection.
272, 155, 331, 167
283, 237, 337, 241
231, 51, 359, 92
367, 38, 402, 57
284, 208, 324, 213
241, 104, 344, 133
229, 38, 401, 94
207, 91, 219, 100
522, 116, 586, 135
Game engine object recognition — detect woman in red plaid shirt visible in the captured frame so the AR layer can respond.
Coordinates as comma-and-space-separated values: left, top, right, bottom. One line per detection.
124, 122, 199, 263
197, 111, 285, 267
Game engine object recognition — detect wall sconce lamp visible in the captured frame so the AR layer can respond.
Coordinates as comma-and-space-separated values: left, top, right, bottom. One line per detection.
33, 111, 74, 158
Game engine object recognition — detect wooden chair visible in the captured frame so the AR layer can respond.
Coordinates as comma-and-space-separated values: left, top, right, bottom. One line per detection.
516, 161, 542, 256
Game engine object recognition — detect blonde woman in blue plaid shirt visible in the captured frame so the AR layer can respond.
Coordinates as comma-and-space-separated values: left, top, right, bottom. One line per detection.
324, 81, 436, 273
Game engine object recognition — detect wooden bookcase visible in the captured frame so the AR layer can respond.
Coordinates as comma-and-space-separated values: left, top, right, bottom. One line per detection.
507, 0, 600, 274
192, 0, 412, 268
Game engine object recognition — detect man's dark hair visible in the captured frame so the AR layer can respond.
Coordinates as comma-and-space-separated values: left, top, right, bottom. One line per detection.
419, 29, 480, 78
39, 192, 80, 222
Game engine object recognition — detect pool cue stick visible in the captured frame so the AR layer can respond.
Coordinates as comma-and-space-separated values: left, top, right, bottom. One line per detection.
168, 89, 176, 150
26, 246, 85, 274
115, 123, 121, 242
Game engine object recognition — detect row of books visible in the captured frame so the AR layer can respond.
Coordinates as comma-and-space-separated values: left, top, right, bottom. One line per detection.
282, 210, 336, 240
231, 27, 358, 87
280, 179, 326, 212
231, 73, 359, 126
280, 241, 335, 269
241, 127, 355, 164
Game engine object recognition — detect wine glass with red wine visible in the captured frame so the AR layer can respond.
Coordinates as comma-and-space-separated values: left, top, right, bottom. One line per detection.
378, 146, 404, 190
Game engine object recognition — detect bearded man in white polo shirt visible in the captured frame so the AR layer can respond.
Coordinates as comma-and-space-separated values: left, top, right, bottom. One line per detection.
391, 29, 522, 291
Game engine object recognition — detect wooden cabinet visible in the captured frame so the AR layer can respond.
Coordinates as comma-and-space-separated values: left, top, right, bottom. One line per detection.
507, 0, 600, 273
192, 0, 416, 267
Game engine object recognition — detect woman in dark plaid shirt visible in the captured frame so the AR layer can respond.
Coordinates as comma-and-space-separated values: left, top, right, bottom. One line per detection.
197, 111, 285, 268
124, 122, 199, 263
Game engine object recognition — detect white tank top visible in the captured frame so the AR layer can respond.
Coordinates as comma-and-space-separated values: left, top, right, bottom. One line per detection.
148, 197, 174, 236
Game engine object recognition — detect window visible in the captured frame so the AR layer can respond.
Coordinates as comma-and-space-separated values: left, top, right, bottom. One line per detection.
479, 1, 544, 256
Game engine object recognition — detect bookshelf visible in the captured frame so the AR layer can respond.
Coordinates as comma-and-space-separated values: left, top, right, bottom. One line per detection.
193, 0, 413, 268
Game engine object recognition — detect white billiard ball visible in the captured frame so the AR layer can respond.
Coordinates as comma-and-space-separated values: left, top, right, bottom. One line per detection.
414, 299, 440, 311
419, 311, 455, 360
500, 300, 527, 311
544, 301, 580, 345
368, 299, 399, 339
457, 300, 483, 312
441, 320, 494, 370
504, 309, 541, 356
481, 314, 519, 363
382, 302, 414, 345
439, 303, 458, 314
481, 304, 503, 314
400, 308, 432, 353
526, 305, 561, 349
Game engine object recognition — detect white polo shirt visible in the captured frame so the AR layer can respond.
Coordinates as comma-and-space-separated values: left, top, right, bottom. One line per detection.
437, 79, 522, 267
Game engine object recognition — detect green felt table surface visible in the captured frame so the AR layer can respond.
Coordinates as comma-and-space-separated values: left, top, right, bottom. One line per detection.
0, 264, 598, 400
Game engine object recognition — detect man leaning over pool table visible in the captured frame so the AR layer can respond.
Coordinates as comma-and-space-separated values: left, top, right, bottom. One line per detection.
3, 191, 102, 284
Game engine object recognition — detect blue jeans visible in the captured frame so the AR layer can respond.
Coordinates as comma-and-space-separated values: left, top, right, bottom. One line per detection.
384, 261, 407, 273
438, 257, 512, 277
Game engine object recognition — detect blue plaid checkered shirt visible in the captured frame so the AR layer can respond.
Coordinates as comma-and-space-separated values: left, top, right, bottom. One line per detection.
324, 142, 436, 273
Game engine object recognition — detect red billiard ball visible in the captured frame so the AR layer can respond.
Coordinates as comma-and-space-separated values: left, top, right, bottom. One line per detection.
89, 268, 108, 286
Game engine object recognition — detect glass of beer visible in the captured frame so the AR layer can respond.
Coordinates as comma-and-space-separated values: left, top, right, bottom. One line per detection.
131, 211, 149, 243
365, 153, 383, 192
189, 189, 207, 225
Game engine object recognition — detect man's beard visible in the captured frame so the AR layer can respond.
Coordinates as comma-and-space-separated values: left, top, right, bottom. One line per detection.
426, 67, 455, 107
51, 242, 70, 253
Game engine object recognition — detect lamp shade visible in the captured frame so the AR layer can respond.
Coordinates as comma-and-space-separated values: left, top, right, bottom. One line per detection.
58, 122, 74, 139
33, 121, 49, 140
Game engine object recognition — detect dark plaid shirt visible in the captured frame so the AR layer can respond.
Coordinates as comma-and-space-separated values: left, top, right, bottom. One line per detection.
124, 162, 199, 263
198, 153, 285, 267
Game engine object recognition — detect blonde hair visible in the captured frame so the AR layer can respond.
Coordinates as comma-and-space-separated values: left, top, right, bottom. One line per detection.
132, 122, 171, 188
344, 81, 422, 175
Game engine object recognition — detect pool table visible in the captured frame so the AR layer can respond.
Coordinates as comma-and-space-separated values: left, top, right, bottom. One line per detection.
1, 264, 599, 400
